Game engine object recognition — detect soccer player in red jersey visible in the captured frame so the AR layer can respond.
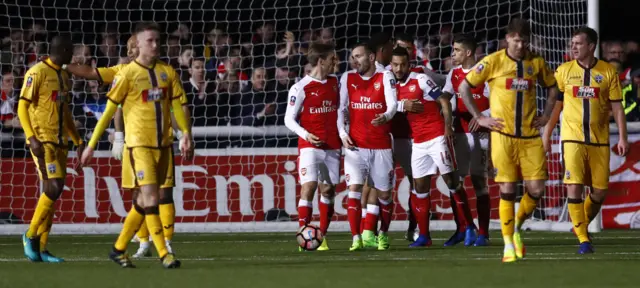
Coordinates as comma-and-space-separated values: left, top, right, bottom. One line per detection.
285, 43, 341, 251
338, 42, 397, 251
390, 47, 460, 247
442, 34, 491, 246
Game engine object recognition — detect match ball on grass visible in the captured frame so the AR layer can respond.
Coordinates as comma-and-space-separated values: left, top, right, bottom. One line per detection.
296, 224, 324, 251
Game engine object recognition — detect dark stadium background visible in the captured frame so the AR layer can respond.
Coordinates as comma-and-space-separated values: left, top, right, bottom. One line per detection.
0, 0, 634, 51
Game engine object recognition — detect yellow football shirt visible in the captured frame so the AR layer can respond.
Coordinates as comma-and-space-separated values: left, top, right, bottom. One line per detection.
555, 59, 621, 145
20, 58, 72, 145
107, 60, 186, 148
96, 63, 128, 85
466, 49, 556, 138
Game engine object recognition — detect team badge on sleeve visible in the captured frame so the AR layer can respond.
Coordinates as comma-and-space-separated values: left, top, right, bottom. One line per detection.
389, 78, 396, 86
426, 79, 437, 89
110, 77, 118, 90
26, 76, 33, 88
289, 95, 297, 106
475, 63, 485, 73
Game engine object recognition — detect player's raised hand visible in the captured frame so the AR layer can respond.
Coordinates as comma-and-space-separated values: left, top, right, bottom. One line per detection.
180, 134, 194, 161
341, 135, 355, 150
111, 132, 124, 160
80, 146, 94, 167
28, 136, 44, 158
533, 115, 550, 129
371, 113, 389, 126
306, 133, 324, 147
404, 99, 424, 113
617, 138, 629, 157
475, 115, 504, 131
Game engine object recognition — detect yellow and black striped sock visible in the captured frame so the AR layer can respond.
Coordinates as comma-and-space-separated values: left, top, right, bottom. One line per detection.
584, 194, 603, 224
499, 193, 516, 245
37, 209, 55, 251
114, 204, 145, 252
516, 192, 539, 231
568, 198, 589, 243
145, 206, 169, 258
27, 193, 55, 238
159, 203, 175, 241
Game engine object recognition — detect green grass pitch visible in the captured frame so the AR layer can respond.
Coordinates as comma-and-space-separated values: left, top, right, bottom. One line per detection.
1, 231, 639, 288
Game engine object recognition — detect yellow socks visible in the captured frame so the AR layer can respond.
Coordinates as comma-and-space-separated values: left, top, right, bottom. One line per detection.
137, 221, 150, 243
516, 192, 539, 231
568, 198, 590, 243
27, 193, 55, 238
114, 204, 145, 251
37, 209, 54, 251
499, 193, 516, 245
159, 203, 175, 241
584, 194, 603, 224
145, 206, 169, 258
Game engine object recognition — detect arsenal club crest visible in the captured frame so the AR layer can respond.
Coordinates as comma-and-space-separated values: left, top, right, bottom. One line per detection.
409, 85, 416, 92
594, 74, 603, 84
333, 85, 338, 92
300, 168, 307, 176
374, 82, 381, 91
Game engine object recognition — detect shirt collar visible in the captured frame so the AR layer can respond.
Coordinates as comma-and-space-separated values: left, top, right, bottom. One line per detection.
44, 58, 61, 70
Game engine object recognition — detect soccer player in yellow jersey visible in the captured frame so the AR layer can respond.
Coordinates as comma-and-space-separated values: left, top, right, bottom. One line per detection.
459, 19, 559, 262
18, 35, 83, 263
81, 22, 193, 269
65, 35, 190, 257
543, 27, 628, 254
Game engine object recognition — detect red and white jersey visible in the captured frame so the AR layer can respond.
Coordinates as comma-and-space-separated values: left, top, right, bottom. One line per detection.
338, 69, 397, 149
285, 75, 341, 150
443, 65, 490, 133
396, 72, 445, 144
0, 90, 16, 121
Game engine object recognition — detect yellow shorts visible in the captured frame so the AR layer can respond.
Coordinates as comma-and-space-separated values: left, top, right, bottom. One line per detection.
122, 146, 174, 189
491, 133, 547, 182
31, 143, 68, 180
562, 141, 610, 190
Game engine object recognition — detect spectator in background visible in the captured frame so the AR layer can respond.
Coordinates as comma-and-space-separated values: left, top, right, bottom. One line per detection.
608, 58, 623, 74
232, 67, 278, 126
252, 21, 277, 68
171, 23, 191, 43
217, 47, 249, 90
205, 26, 224, 60
166, 35, 182, 68
96, 34, 120, 68
71, 44, 95, 94
0, 70, 20, 130
475, 43, 486, 60
183, 57, 226, 126
418, 38, 439, 71
620, 68, 640, 122
625, 40, 639, 55
604, 40, 626, 63
72, 80, 111, 147
437, 24, 453, 62
276, 31, 297, 60
177, 46, 193, 81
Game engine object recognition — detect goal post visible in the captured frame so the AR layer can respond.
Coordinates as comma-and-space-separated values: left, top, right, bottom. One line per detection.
0, 0, 611, 235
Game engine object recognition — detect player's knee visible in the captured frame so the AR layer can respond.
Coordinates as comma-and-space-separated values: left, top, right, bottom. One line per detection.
590, 189, 607, 202
526, 189, 544, 199
414, 179, 429, 193
441, 174, 457, 189
377, 192, 392, 202
158, 188, 174, 204
319, 184, 335, 198
44, 180, 63, 201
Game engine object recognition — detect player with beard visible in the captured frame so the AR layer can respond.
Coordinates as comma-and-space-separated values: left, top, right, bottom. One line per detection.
390, 47, 459, 247
338, 42, 397, 251
442, 34, 491, 246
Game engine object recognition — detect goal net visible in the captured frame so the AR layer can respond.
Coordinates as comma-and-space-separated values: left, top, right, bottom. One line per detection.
0, 0, 592, 234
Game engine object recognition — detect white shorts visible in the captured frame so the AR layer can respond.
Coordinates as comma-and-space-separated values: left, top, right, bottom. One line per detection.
344, 148, 394, 191
393, 138, 413, 177
454, 132, 489, 177
412, 135, 456, 179
298, 148, 341, 185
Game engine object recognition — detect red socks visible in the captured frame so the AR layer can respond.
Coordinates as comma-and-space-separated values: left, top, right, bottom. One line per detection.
347, 192, 362, 236
319, 196, 334, 235
297, 199, 313, 227
412, 191, 431, 237
378, 198, 393, 233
